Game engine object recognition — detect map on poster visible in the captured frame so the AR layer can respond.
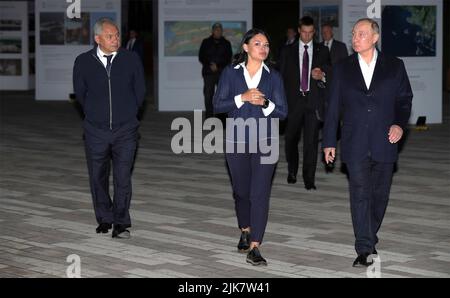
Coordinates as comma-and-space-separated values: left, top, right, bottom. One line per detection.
164, 21, 246, 56
382, 5, 436, 57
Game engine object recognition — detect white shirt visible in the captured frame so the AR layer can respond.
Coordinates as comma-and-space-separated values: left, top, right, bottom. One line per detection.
324, 38, 333, 51
233, 62, 275, 117
358, 49, 378, 90
299, 40, 313, 91
96, 46, 118, 69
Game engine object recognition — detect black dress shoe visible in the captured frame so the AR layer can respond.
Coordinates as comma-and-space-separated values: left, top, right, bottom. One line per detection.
287, 173, 297, 184
305, 183, 317, 190
237, 230, 251, 252
112, 225, 130, 239
352, 253, 374, 267
246, 247, 267, 266
96, 223, 112, 234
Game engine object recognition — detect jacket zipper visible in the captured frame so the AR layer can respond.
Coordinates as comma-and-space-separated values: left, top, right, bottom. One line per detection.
92, 54, 113, 130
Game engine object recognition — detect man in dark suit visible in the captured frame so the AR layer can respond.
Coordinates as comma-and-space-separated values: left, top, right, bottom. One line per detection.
125, 29, 144, 65
322, 18, 413, 267
198, 22, 232, 119
320, 23, 349, 65
279, 16, 331, 190
73, 18, 146, 239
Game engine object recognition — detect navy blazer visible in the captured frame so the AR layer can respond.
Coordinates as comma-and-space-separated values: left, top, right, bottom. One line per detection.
73, 46, 146, 129
322, 51, 413, 163
213, 64, 288, 142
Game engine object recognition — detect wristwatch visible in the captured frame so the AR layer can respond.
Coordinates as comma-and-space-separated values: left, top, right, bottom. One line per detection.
262, 98, 270, 109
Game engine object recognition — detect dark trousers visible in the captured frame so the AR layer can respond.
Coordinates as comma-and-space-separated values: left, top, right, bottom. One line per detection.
203, 73, 220, 119
346, 157, 394, 255
226, 150, 276, 243
83, 119, 139, 228
285, 98, 320, 184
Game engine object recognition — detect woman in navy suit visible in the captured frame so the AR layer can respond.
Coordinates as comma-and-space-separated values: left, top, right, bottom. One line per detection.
213, 29, 288, 265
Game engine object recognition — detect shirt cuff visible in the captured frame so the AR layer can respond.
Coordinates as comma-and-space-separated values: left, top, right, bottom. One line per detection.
262, 100, 275, 116
234, 94, 244, 109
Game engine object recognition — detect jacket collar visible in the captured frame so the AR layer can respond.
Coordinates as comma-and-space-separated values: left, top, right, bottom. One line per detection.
90, 45, 123, 59
233, 61, 270, 73
350, 49, 385, 91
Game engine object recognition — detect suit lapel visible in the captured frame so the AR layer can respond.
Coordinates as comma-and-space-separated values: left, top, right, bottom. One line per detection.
349, 53, 369, 92
236, 67, 248, 90
311, 43, 320, 68
257, 67, 269, 92
293, 41, 300, 71
368, 51, 384, 92
330, 42, 336, 57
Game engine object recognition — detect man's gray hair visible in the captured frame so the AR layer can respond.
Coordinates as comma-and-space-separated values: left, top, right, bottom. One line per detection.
354, 18, 380, 34
93, 17, 119, 36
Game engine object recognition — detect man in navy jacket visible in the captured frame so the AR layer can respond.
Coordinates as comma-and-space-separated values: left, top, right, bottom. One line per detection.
322, 19, 413, 267
73, 18, 145, 239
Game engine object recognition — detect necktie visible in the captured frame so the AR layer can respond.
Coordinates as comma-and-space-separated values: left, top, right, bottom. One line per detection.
301, 45, 309, 92
104, 54, 113, 75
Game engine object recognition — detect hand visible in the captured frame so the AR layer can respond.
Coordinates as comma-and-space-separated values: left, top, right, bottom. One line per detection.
312, 68, 325, 80
388, 125, 403, 143
242, 88, 265, 106
210, 63, 218, 72
323, 147, 336, 164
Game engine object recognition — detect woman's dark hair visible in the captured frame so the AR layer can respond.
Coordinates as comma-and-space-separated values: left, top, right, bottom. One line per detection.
232, 28, 274, 66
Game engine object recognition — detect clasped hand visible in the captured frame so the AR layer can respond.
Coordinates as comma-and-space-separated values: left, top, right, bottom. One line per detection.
241, 88, 265, 106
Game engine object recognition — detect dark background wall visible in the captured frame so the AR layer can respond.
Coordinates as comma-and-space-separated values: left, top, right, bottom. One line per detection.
253, 0, 299, 62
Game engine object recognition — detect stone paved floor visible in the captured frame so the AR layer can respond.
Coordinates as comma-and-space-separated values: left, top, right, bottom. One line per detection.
0, 91, 449, 278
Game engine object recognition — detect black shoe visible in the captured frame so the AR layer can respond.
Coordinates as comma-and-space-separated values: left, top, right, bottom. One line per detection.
96, 223, 112, 234
372, 248, 378, 255
352, 253, 373, 267
112, 225, 131, 239
246, 247, 267, 266
287, 173, 297, 184
305, 183, 317, 190
237, 230, 251, 252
